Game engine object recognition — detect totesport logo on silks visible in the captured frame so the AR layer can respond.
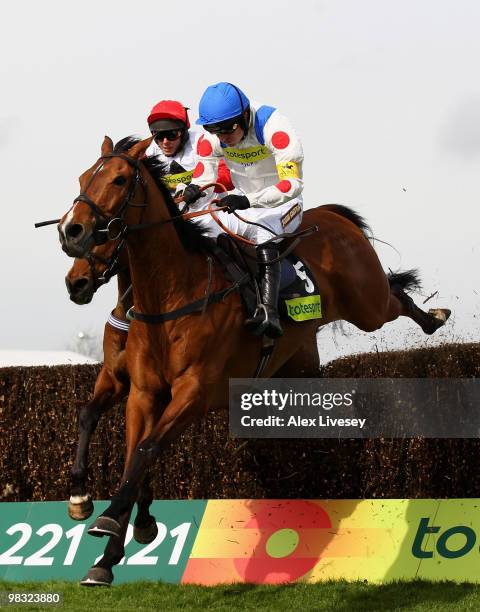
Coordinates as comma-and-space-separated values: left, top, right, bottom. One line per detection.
223, 145, 272, 164
161, 170, 194, 191
285, 295, 322, 321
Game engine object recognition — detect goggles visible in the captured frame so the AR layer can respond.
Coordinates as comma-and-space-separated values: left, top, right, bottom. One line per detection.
152, 129, 182, 143
204, 119, 240, 135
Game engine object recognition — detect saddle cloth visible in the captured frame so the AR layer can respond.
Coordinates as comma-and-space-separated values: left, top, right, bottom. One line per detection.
279, 255, 322, 322
214, 234, 322, 323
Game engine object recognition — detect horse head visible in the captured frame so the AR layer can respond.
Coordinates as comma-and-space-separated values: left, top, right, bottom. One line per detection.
65, 234, 128, 304
65, 257, 95, 304
58, 136, 152, 258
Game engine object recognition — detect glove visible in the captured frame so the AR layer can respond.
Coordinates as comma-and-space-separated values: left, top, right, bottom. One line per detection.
182, 184, 205, 205
221, 194, 250, 214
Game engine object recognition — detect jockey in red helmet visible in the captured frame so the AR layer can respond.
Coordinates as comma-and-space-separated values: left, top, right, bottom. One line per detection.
146, 99, 233, 194
146, 100, 196, 192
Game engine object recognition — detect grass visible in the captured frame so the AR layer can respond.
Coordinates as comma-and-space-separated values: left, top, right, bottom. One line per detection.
1, 580, 480, 611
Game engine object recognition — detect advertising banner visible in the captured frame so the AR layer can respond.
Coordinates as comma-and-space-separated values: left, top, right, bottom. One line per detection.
1, 499, 479, 584
0, 501, 206, 583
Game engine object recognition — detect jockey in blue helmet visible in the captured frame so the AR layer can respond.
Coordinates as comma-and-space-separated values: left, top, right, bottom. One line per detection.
180, 82, 304, 338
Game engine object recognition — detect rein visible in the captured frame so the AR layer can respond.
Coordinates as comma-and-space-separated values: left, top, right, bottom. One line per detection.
125, 198, 230, 233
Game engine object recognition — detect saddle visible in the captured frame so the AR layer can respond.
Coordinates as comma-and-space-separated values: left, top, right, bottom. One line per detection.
126, 232, 322, 327
213, 234, 322, 324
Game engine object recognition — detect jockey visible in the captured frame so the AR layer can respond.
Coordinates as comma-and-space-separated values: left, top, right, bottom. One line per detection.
181, 82, 304, 338
146, 100, 197, 193
146, 99, 233, 194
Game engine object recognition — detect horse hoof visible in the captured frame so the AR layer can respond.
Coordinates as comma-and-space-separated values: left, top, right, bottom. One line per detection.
68, 495, 94, 521
424, 308, 451, 334
429, 308, 451, 323
80, 566, 113, 587
88, 516, 121, 538
134, 519, 158, 544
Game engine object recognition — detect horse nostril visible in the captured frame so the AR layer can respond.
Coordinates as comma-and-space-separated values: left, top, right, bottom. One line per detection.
66, 223, 85, 240
71, 277, 90, 294
66, 276, 89, 295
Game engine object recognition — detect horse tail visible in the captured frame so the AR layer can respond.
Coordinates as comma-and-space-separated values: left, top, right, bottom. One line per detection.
320, 204, 372, 239
387, 268, 422, 293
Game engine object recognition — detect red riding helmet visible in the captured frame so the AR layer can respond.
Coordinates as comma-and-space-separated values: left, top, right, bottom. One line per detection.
147, 100, 190, 131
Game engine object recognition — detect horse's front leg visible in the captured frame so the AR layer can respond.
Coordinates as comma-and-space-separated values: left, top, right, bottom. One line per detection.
80, 475, 156, 586
69, 365, 128, 520
89, 376, 204, 532
81, 386, 157, 585
81, 507, 132, 586
133, 472, 158, 544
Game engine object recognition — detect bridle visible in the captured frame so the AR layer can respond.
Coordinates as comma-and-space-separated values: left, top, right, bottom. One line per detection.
84, 237, 128, 291
73, 153, 149, 245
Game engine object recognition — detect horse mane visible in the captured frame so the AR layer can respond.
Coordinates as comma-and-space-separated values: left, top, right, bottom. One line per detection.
113, 136, 212, 252
321, 204, 372, 239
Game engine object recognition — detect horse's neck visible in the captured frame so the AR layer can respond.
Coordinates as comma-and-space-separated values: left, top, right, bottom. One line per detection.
127, 171, 205, 313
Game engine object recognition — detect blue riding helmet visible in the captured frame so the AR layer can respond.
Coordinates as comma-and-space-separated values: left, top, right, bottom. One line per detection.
196, 82, 250, 126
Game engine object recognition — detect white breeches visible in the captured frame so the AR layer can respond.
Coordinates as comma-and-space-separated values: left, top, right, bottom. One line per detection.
191, 197, 303, 244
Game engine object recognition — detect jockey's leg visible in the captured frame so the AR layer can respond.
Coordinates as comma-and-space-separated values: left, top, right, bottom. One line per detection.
243, 201, 303, 338
245, 243, 283, 338
191, 197, 303, 338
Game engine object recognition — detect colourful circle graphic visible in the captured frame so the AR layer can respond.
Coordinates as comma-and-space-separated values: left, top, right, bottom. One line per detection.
266, 528, 300, 558
233, 500, 332, 583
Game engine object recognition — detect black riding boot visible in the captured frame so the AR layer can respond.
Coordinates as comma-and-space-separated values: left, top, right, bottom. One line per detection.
245, 245, 283, 338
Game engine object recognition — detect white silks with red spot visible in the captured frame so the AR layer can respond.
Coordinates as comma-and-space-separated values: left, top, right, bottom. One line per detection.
146, 131, 233, 194
187, 104, 304, 243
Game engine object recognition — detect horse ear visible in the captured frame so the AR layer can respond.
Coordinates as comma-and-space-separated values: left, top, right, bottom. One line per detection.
128, 137, 153, 160
101, 136, 114, 156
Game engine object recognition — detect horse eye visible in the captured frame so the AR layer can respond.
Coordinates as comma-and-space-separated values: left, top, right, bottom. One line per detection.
113, 176, 127, 186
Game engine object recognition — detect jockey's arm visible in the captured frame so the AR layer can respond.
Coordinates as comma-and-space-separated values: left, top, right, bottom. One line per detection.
247, 112, 304, 208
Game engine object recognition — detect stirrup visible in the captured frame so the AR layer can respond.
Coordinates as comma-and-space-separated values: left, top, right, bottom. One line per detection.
245, 305, 283, 338
257, 313, 283, 338
245, 304, 268, 331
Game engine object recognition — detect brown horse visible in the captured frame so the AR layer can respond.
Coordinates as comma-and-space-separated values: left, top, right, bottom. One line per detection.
64, 233, 321, 526
58, 136, 449, 585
